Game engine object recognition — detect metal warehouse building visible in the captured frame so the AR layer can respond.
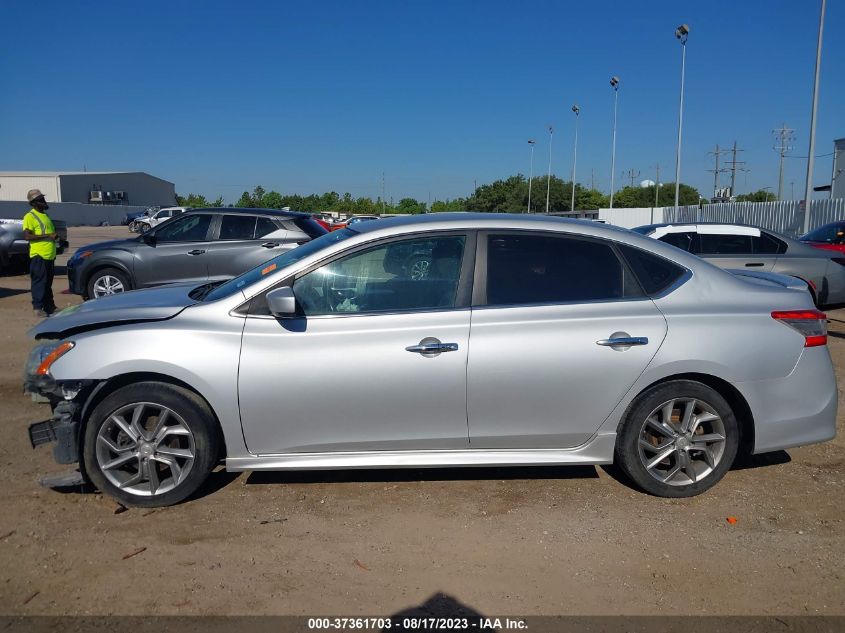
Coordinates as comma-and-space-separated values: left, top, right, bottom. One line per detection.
0, 171, 175, 207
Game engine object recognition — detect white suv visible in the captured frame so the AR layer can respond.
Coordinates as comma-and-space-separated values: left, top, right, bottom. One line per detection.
137, 207, 187, 233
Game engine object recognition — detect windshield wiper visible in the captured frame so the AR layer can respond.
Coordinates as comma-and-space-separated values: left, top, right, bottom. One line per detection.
190, 280, 225, 301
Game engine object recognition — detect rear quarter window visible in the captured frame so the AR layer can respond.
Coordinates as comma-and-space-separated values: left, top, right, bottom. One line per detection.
618, 244, 688, 296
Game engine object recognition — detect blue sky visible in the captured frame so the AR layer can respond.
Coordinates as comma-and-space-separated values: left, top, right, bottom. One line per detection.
1, 0, 842, 204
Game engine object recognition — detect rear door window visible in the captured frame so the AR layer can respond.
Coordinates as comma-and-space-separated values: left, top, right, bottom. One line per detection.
256, 217, 279, 238
483, 233, 641, 306
658, 231, 697, 252
219, 215, 257, 240
697, 233, 753, 255
618, 244, 688, 295
752, 232, 787, 254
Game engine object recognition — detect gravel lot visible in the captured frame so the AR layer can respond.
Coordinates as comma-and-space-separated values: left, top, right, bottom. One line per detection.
1, 227, 843, 616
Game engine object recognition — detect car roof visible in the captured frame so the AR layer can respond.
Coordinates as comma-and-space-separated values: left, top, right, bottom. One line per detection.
349, 212, 632, 235
185, 207, 312, 219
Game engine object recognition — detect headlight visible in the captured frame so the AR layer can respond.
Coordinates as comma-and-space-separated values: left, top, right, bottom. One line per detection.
70, 250, 93, 262
25, 341, 75, 377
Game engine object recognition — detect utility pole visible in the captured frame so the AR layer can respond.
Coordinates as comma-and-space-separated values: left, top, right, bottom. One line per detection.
381, 172, 386, 214
804, 0, 826, 234
590, 168, 595, 191
722, 141, 747, 197
707, 144, 729, 199
772, 124, 795, 201
625, 168, 640, 188
654, 163, 660, 207
546, 125, 554, 214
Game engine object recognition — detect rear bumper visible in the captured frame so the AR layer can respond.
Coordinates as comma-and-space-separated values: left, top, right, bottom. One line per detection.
735, 346, 837, 454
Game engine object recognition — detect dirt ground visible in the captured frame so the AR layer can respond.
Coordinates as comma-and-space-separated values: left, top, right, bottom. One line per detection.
0, 226, 843, 617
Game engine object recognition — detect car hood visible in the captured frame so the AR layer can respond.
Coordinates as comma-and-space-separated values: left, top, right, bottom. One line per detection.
29, 284, 199, 339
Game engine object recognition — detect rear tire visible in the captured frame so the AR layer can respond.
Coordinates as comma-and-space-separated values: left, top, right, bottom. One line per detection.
83, 382, 220, 508
615, 380, 739, 497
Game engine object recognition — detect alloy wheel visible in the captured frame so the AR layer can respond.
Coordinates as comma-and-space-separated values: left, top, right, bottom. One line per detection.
95, 402, 196, 497
637, 398, 727, 486
409, 258, 431, 280
92, 275, 125, 297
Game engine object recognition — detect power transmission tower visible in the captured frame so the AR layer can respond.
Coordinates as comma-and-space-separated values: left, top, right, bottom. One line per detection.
625, 168, 640, 188
722, 141, 747, 197
707, 144, 730, 199
591, 168, 595, 191
772, 124, 795, 201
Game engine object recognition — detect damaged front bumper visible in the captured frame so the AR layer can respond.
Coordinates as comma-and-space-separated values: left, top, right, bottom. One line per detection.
25, 377, 94, 467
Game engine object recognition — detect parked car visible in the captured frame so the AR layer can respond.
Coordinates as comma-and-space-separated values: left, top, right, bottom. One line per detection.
330, 215, 380, 231
0, 218, 68, 272
25, 214, 835, 507
123, 206, 158, 228
633, 222, 845, 306
799, 221, 845, 254
134, 207, 188, 233
66, 207, 326, 299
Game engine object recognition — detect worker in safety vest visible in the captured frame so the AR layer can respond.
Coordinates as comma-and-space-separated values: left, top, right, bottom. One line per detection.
22, 189, 59, 317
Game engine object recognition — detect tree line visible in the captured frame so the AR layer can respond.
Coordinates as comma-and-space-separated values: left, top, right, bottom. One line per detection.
176, 175, 720, 214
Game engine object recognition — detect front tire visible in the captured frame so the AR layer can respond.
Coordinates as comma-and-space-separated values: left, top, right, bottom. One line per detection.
83, 382, 220, 507
86, 267, 129, 299
615, 380, 739, 497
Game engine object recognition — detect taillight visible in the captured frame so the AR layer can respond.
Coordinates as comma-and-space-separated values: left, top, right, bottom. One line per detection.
771, 310, 827, 347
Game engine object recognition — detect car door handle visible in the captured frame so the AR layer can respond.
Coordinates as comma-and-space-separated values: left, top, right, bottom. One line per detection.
596, 337, 649, 347
187, 249, 206, 256
405, 343, 459, 354
745, 262, 765, 267
261, 242, 279, 249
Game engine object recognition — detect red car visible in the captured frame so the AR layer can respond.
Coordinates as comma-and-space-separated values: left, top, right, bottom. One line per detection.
800, 221, 845, 254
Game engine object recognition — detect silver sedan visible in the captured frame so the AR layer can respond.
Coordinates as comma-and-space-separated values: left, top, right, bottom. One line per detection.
632, 222, 845, 306
25, 214, 836, 507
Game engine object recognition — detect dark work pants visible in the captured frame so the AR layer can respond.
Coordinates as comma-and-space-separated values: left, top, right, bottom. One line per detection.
30, 256, 56, 312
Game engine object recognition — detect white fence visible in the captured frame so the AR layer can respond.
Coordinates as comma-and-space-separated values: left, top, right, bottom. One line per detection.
599, 199, 845, 237
598, 207, 665, 228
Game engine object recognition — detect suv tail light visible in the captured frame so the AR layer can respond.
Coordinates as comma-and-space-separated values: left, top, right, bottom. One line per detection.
771, 310, 827, 347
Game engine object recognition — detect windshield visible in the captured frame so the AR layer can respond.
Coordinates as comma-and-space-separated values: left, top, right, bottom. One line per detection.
203, 228, 356, 302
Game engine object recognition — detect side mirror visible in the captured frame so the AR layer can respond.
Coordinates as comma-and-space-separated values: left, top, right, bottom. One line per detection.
142, 232, 156, 245
266, 286, 297, 318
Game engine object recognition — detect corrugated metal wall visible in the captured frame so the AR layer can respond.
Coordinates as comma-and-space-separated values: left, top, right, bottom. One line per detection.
0, 176, 61, 202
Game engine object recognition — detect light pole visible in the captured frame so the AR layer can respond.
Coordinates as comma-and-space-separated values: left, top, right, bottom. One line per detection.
674, 24, 689, 211
803, 0, 826, 234
527, 140, 536, 213
570, 105, 580, 213
546, 125, 553, 214
609, 76, 620, 208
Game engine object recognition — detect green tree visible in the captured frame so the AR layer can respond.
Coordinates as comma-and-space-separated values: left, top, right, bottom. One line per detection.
396, 198, 427, 214
611, 183, 700, 208
175, 193, 224, 208
735, 189, 777, 202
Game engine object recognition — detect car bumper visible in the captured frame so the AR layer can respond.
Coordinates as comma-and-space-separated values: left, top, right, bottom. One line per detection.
735, 346, 837, 454
66, 258, 86, 295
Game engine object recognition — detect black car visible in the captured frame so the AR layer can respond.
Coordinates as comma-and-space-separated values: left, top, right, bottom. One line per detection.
68, 208, 326, 299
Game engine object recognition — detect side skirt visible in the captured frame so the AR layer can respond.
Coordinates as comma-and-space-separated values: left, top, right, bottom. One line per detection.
226, 433, 617, 471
